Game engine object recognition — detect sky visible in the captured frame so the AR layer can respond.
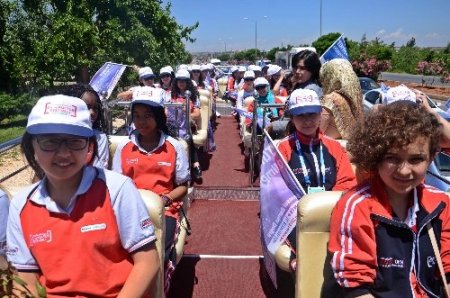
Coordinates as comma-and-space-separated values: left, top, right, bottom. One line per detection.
162, 0, 450, 53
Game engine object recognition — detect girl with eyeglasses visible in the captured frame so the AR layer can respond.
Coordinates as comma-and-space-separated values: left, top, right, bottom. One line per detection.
8, 95, 158, 297
326, 101, 450, 297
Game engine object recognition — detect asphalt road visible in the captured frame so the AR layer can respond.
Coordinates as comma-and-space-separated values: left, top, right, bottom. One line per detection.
379, 72, 450, 88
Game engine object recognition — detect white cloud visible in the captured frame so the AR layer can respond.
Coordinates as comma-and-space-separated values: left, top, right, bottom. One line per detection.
424, 32, 442, 40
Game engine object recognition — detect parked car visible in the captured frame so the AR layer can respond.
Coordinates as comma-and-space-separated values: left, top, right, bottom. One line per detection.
358, 77, 380, 94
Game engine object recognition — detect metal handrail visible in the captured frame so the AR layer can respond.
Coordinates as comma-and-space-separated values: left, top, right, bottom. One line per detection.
0, 136, 22, 154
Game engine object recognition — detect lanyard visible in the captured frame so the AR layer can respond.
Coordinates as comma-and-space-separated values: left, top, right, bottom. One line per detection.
295, 135, 326, 187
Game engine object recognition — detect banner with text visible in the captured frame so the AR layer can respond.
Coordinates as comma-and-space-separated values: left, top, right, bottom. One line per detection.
90, 62, 127, 99
260, 131, 305, 286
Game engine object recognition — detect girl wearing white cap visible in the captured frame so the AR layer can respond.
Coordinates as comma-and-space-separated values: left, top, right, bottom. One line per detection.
190, 64, 206, 89
8, 95, 158, 297
169, 69, 203, 181
236, 70, 256, 110
275, 89, 356, 290
112, 91, 189, 291
267, 64, 288, 97
118, 66, 156, 100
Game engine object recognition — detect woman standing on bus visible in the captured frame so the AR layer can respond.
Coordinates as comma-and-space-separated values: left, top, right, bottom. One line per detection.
290, 50, 323, 98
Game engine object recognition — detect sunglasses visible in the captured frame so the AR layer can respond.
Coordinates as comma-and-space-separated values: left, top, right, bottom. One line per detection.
244, 78, 255, 82
35, 136, 89, 152
255, 85, 266, 90
192, 70, 201, 73
160, 74, 171, 78
143, 77, 155, 81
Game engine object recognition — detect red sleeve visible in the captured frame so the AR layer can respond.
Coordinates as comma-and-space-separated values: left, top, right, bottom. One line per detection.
328, 189, 378, 288
227, 77, 235, 91
331, 144, 357, 191
280, 87, 288, 97
275, 97, 284, 117
276, 138, 293, 163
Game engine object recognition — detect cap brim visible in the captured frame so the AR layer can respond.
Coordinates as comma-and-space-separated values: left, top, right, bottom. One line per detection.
131, 99, 163, 108
140, 75, 155, 80
289, 105, 322, 116
27, 124, 94, 137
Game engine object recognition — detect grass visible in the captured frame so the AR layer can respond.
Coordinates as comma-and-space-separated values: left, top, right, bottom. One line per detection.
0, 115, 27, 144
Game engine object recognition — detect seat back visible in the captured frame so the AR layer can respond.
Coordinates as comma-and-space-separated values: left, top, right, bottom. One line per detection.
193, 89, 211, 147
138, 189, 165, 298
217, 77, 228, 98
296, 191, 343, 298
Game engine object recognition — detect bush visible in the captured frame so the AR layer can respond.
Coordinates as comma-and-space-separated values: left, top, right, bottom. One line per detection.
0, 93, 36, 122
351, 55, 391, 80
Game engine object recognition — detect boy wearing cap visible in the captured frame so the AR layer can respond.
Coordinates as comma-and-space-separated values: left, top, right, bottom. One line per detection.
112, 90, 189, 277
276, 88, 356, 270
8, 95, 158, 297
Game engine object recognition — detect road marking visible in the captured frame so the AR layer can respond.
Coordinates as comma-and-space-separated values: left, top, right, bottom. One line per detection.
182, 254, 263, 259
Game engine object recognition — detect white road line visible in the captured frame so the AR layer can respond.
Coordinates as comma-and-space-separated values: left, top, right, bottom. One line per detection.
182, 254, 263, 259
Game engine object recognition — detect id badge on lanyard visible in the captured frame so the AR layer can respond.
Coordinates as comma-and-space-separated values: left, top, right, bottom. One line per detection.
295, 136, 326, 194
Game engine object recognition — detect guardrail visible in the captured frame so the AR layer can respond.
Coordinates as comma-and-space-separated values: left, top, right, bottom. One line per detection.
0, 136, 22, 154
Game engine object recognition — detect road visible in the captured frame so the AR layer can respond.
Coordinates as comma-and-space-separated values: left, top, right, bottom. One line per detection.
379, 72, 450, 88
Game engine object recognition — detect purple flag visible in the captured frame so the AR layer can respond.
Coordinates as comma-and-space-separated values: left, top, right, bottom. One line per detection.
260, 130, 305, 286
90, 62, 127, 99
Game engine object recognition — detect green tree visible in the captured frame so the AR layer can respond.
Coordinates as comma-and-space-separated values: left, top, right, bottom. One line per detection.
311, 32, 342, 55
2, 0, 197, 91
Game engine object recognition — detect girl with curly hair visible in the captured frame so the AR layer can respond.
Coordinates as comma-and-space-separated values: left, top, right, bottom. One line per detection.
327, 101, 450, 297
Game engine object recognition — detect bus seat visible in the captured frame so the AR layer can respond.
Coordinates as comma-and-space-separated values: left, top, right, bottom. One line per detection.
240, 96, 254, 141
138, 189, 165, 298
295, 191, 343, 298
193, 89, 211, 147
217, 77, 228, 99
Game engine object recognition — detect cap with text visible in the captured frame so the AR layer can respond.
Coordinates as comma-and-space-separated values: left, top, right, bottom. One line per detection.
27, 95, 93, 137
288, 88, 321, 116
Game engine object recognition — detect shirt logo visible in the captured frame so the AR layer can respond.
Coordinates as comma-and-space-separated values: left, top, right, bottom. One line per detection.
427, 256, 436, 268
81, 223, 107, 233
157, 161, 172, 167
29, 230, 52, 245
141, 218, 152, 230
126, 158, 139, 165
379, 257, 404, 269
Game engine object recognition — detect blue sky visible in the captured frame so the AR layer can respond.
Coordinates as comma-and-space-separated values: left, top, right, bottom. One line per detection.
162, 0, 450, 52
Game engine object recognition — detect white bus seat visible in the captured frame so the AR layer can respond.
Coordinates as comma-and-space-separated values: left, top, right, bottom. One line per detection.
217, 77, 228, 99
138, 189, 165, 298
295, 191, 343, 298
193, 89, 210, 147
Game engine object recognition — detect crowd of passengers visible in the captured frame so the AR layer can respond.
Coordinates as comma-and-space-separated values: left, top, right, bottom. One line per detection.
2, 49, 450, 297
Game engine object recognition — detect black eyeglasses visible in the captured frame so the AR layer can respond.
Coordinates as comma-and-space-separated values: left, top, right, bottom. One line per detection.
35, 136, 89, 152
160, 74, 171, 79
244, 78, 255, 82
143, 77, 155, 81
255, 85, 266, 90
192, 70, 201, 73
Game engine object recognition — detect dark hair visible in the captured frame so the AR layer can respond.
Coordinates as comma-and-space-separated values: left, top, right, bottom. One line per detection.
291, 50, 321, 86
131, 104, 170, 136
171, 77, 200, 104
21, 132, 98, 180
80, 88, 107, 133
159, 73, 174, 90
191, 70, 206, 89
347, 102, 441, 174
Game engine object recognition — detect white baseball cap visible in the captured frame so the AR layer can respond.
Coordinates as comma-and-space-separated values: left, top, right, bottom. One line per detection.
267, 65, 282, 77
177, 64, 189, 71
131, 86, 164, 108
248, 65, 261, 72
288, 89, 321, 116
27, 95, 93, 137
231, 66, 239, 73
191, 64, 201, 71
244, 71, 255, 79
238, 66, 247, 72
200, 65, 209, 72
254, 77, 269, 87
160, 66, 173, 76
383, 85, 417, 105
138, 67, 155, 80
175, 69, 191, 80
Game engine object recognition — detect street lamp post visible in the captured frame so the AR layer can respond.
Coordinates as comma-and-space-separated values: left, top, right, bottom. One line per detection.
244, 16, 267, 55
320, 0, 323, 36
